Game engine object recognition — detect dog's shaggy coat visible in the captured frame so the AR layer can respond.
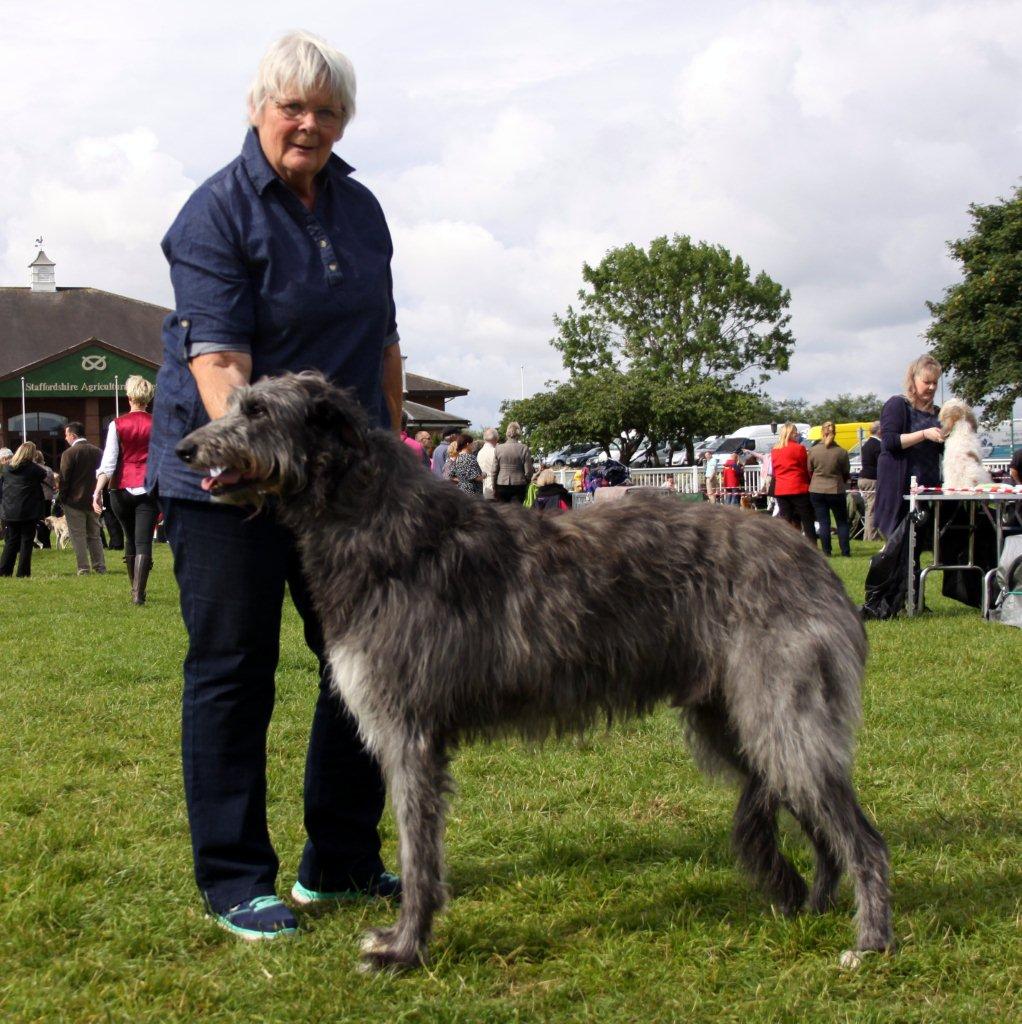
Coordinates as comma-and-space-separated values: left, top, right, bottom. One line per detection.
177, 372, 892, 971
939, 398, 991, 489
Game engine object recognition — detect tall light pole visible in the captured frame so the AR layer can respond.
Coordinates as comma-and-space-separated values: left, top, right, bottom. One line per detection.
520, 365, 525, 399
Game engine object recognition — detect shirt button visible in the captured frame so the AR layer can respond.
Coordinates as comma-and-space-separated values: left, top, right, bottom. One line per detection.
319, 240, 327, 248
181, 318, 190, 327
328, 262, 338, 271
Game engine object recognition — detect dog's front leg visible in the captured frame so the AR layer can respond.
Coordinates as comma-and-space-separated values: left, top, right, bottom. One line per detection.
360, 731, 450, 972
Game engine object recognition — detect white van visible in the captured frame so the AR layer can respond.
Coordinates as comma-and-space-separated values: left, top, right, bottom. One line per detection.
728, 423, 810, 454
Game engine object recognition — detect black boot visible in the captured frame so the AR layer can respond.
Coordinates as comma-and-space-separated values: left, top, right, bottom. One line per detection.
132, 555, 152, 606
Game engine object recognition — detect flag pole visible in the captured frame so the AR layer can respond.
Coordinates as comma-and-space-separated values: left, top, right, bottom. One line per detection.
114, 374, 120, 417
20, 376, 27, 443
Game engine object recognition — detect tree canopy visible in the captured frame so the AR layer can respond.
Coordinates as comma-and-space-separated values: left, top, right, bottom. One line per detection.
927, 185, 1022, 422
506, 236, 795, 462
754, 392, 882, 426
553, 235, 794, 385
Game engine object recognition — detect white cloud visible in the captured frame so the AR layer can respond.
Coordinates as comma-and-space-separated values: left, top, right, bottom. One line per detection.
0, 129, 194, 301
1, 0, 1020, 426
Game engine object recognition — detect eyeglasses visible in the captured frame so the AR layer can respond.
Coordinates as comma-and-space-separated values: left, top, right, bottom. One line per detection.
272, 99, 344, 129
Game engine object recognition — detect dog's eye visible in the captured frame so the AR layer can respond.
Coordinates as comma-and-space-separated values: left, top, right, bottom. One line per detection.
246, 402, 266, 419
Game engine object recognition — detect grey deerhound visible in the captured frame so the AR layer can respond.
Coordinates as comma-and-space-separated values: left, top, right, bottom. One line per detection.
177, 372, 892, 971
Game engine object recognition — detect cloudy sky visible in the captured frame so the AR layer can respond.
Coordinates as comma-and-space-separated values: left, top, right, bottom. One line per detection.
1, 0, 1019, 426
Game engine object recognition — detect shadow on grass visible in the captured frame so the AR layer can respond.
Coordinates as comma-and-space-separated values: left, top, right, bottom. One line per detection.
430, 808, 1022, 967
449, 824, 737, 895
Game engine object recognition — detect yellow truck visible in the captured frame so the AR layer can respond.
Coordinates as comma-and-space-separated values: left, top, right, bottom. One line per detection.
807, 421, 874, 451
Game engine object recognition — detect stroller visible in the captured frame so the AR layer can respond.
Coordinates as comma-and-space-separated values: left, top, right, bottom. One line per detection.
584, 460, 630, 492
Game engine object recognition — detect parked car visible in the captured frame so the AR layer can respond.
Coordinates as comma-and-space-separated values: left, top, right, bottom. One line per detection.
548, 443, 598, 467
565, 446, 603, 467
729, 423, 811, 455
693, 435, 721, 458
706, 436, 756, 457
629, 445, 673, 467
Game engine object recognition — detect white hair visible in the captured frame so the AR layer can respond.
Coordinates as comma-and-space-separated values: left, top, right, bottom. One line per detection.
248, 30, 357, 131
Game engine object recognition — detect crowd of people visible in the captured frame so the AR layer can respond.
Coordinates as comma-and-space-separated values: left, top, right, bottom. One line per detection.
0, 375, 156, 593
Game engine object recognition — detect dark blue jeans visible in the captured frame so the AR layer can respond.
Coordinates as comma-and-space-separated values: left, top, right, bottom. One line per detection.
162, 498, 387, 913
810, 492, 851, 556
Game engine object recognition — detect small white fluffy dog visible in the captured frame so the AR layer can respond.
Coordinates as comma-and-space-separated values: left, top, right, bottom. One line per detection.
939, 398, 991, 489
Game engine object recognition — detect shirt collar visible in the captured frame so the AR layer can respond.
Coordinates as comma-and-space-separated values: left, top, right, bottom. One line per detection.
241, 127, 355, 196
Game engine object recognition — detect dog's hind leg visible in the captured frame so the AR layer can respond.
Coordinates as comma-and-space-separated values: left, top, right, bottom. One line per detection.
784, 803, 843, 913
789, 775, 892, 954
360, 731, 450, 972
683, 702, 807, 916
715, 634, 891, 955
732, 773, 808, 916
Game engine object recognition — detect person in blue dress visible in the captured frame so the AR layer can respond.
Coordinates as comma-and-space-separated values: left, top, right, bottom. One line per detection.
874, 354, 945, 539
147, 31, 401, 940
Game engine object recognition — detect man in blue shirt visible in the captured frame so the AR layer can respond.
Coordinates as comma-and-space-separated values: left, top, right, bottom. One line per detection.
148, 32, 400, 941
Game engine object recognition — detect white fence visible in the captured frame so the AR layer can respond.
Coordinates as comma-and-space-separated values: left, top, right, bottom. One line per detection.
555, 459, 1011, 495
554, 465, 762, 494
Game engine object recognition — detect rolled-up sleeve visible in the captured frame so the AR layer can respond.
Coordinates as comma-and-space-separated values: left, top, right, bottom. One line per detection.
162, 189, 255, 357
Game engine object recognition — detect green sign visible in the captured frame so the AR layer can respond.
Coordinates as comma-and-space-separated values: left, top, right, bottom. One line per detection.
0, 344, 157, 398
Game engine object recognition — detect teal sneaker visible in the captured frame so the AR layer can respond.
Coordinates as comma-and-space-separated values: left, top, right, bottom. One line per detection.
211, 895, 299, 941
291, 873, 402, 907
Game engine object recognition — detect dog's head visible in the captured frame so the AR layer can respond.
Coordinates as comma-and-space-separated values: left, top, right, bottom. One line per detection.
938, 397, 977, 434
175, 371, 368, 507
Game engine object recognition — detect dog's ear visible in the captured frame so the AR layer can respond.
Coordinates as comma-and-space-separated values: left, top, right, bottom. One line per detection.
300, 373, 369, 453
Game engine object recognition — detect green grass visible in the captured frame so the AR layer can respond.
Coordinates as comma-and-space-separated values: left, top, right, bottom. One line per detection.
1, 542, 1019, 1023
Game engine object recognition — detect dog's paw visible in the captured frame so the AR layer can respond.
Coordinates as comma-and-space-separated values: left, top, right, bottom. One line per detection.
357, 928, 424, 974
839, 948, 882, 970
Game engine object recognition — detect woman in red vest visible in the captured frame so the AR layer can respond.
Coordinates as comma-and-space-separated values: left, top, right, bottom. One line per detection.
93, 375, 157, 604
768, 422, 817, 544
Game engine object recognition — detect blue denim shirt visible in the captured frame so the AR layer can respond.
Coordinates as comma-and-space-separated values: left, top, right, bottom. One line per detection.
147, 128, 399, 501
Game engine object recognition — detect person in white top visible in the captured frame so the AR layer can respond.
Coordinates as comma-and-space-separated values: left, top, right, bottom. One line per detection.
476, 427, 499, 500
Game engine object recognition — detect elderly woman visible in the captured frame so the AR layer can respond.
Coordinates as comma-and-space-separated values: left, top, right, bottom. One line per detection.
493, 421, 534, 503
145, 31, 400, 940
451, 433, 484, 495
93, 375, 158, 604
476, 427, 499, 499
874, 354, 944, 540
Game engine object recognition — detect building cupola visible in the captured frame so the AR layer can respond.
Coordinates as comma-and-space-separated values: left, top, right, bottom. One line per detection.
29, 250, 56, 293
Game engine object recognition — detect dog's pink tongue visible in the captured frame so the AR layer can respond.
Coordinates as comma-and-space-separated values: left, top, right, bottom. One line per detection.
201, 469, 243, 491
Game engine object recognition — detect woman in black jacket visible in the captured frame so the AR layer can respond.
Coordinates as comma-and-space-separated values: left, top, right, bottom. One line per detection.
0, 442, 48, 578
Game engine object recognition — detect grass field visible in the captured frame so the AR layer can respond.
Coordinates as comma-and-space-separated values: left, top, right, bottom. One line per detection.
1, 540, 1020, 1023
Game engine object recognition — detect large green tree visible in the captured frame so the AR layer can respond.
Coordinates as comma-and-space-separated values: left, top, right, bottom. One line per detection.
554, 235, 794, 384
927, 185, 1022, 422
513, 235, 795, 463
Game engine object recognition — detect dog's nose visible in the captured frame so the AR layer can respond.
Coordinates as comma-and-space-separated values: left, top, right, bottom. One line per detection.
176, 439, 197, 463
